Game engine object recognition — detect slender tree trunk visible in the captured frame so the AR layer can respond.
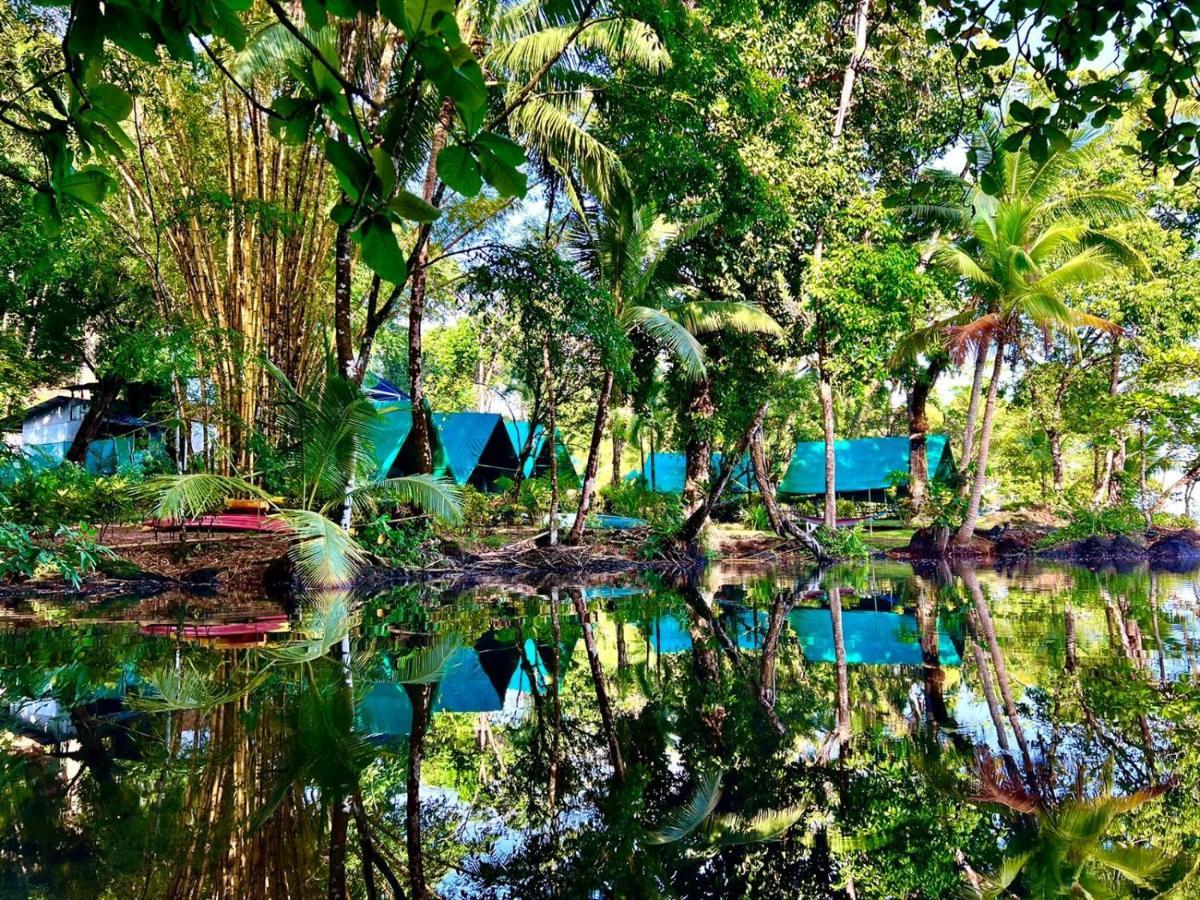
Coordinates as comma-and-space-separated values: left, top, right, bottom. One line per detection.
544, 340, 559, 546
1151, 454, 1200, 514
405, 103, 454, 474
678, 404, 763, 543
683, 376, 715, 516
959, 346, 988, 491
968, 626, 1024, 786
328, 796, 350, 900
65, 375, 124, 465
954, 335, 1005, 546
611, 411, 625, 488
1049, 427, 1065, 494
1094, 336, 1122, 507
568, 369, 615, 545
334, 220, 355, 378
915, 584, 951, 727
819, 355, 838, 529
404, 682, 434, 900
821, 583, 852, 759
570, 590, 625, 782
747, 406, 826, 556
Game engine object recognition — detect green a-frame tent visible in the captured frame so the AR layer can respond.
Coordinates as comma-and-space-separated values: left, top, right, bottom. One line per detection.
504, 420, 580, 489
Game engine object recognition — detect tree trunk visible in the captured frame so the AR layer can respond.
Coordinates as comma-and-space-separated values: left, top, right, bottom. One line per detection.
570, 591, 625, 783
1049, 427, 1065, 494
404, 682, 434, 900
568, 368, 615, 545
747, 406, 826, 557
328, 796, 350, 900
544, 340, 559, 546
915, 584, 951, 727
1151, 455, 1200, 514
678, 404, 764, 544
821, 583, 852, 759
819, 358, 838, 529
959, 346, 988, 491
404, 104, 454, 474
967, 623, 1024, 786
683, 376, 714, 517
907, 360, 942, 515
611, 412, 625, 488
334, 220, 355, 378
954, 335, 1005, 546
65, 376, 124, 465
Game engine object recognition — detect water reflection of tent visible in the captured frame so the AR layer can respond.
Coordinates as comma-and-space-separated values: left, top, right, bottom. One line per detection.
788, 608, 961, 666
358, 632, 524, 739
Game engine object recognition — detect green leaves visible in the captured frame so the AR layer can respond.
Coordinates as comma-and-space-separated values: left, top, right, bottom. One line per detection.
389, 190, 441, 223
356, 216, 408, 284
437, 134, 528, 198
325, 138, 374, 202
436, 144, 484, 196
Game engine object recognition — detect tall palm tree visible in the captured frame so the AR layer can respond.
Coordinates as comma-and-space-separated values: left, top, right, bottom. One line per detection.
565, 201, 781, 544
145, 358, 461, 588
918, 124, 1145, 546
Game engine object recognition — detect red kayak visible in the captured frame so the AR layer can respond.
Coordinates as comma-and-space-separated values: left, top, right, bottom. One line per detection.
144, 514, 291, 534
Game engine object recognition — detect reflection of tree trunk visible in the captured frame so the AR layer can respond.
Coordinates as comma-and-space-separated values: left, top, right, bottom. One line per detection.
570, 591, 625, 783
549, 589, 564, 808
1064, 605, 1077, 672
966, 624, 1024, 787
828, 585, 851, 750
568, 369, 615, 545
328, 795, 350, 900
404, 682, 435, 900
915, 584, 950, 727
964, 569, 1036, 788
759, 592, 794, 709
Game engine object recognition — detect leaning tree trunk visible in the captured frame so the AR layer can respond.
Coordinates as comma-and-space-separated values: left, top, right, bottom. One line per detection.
1048, 427, 1065, 494
570, 590, 626, 783
818, 355, 838, 529
747, 406, 827, 557
678, 404, 766, 544
568, 369, 615, 545
65, 375, 123, 465
959, 346, 989, 494
683, 375, 715, 517
954, 335, 1005, 546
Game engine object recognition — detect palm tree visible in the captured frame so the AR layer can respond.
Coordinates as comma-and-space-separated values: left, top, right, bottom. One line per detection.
918, 123, 1145, 546
565, 201, 781, 544
144, 358, 460, 588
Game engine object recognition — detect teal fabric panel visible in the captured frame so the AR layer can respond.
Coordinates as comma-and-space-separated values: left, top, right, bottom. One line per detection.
779, 434, 951, 496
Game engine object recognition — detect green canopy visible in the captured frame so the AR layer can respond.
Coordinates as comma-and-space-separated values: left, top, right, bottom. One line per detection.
431, 412, 522, 491
624, 451, 755, 494
778, 435, 953, 499
504, 421, 581, 489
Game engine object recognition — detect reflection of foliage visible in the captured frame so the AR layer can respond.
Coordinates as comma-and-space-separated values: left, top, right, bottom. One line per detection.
647, 770, 807, 848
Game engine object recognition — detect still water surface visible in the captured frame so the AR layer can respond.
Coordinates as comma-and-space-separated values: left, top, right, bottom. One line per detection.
3, 561, 1200, 898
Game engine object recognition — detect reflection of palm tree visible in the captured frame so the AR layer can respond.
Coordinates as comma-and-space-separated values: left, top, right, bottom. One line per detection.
569, 589, 626, 783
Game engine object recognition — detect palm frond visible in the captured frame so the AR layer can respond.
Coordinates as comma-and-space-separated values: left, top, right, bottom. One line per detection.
571, 18, 670, 72
645, 771, 723, 844
509, 93, 627, 204
1027, 246, 1115, 298
666, 300, 782, 337
276, 509, 369, 588
621, 304, 707, 379
263, 592, 359, 663
141, 474, 273, 521
133, 659, 268, 713
946, 313, 1004, 364
392, 632, 464, 684
348, 474, 463, 525
707, 803, 807, 846
932, 243, 998, 288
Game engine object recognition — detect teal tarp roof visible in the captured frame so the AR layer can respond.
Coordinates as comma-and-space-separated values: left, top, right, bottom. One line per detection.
504, 421, 580, 487
778, 435, 953, 497
369, 402, 414, 479
431, 412, 519, 487
624, 452, 755, 494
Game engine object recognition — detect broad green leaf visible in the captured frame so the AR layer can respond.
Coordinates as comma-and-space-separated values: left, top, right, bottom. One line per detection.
476, 131, 525, 167
358, 215, 408, 283
324, 137, 373, 201
436, 144, 482, 196
478, 146, 527, 198
403, 0, 454, 36
57, 167, 114, 206
389, 190, 441, 223
88, 83, 133, 120
371, 146, 397, 198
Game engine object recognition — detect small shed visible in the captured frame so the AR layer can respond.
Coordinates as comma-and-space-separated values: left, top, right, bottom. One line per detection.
432, 412, 522, 492
504, 421, 581, 489
778, 435, 954, 499
624, 451, 756, 495
19, 394, 160, 474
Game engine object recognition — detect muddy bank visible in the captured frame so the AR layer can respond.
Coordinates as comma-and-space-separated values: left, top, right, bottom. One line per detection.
893, 524, 1200, 569
1, 527, 810, 602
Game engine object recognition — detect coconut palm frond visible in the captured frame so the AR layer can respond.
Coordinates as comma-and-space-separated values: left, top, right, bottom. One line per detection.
510, 94, 627, 204
1071, 311, 1122, 334
230, 20, 331, 81
972, 850, 1034, 899
349, 474, 463, 525
645, 771, 723, 844
622, 304, 707, 379
1042, 188, 1143, 225
932, 244, 998, 288
142, 474, 273, 521
488, 24, 581, 77
265, 592, 359, 664
946, 314, 1004, 364
276, 509, 369, 588
1079, 229, 1151, 274
666, 300, 782, 337
707, 803, 807, 846
1029, 246, 1115, 297
392, 631, 464, 684
572, 18, 670, 72
133, 659, 268, 713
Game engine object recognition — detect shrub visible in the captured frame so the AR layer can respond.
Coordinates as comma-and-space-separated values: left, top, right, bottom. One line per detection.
814, 525, 871, 560
1039, 504, 1146, 547
740, 498, 772, 532
517, 475, 552, 523
600, 480, 682, 527
0, 519, 115, 587
1, 462, 141, 533
358, 514, 435, 568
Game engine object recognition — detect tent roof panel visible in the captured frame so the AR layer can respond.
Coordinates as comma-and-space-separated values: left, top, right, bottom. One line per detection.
778, 435, 951, 497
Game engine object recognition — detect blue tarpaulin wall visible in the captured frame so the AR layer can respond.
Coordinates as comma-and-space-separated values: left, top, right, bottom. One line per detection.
624, 452, 756, 494
779, 435, 954, 498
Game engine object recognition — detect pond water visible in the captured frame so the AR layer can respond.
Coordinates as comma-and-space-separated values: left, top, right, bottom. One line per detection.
3, 560, 1200, 898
